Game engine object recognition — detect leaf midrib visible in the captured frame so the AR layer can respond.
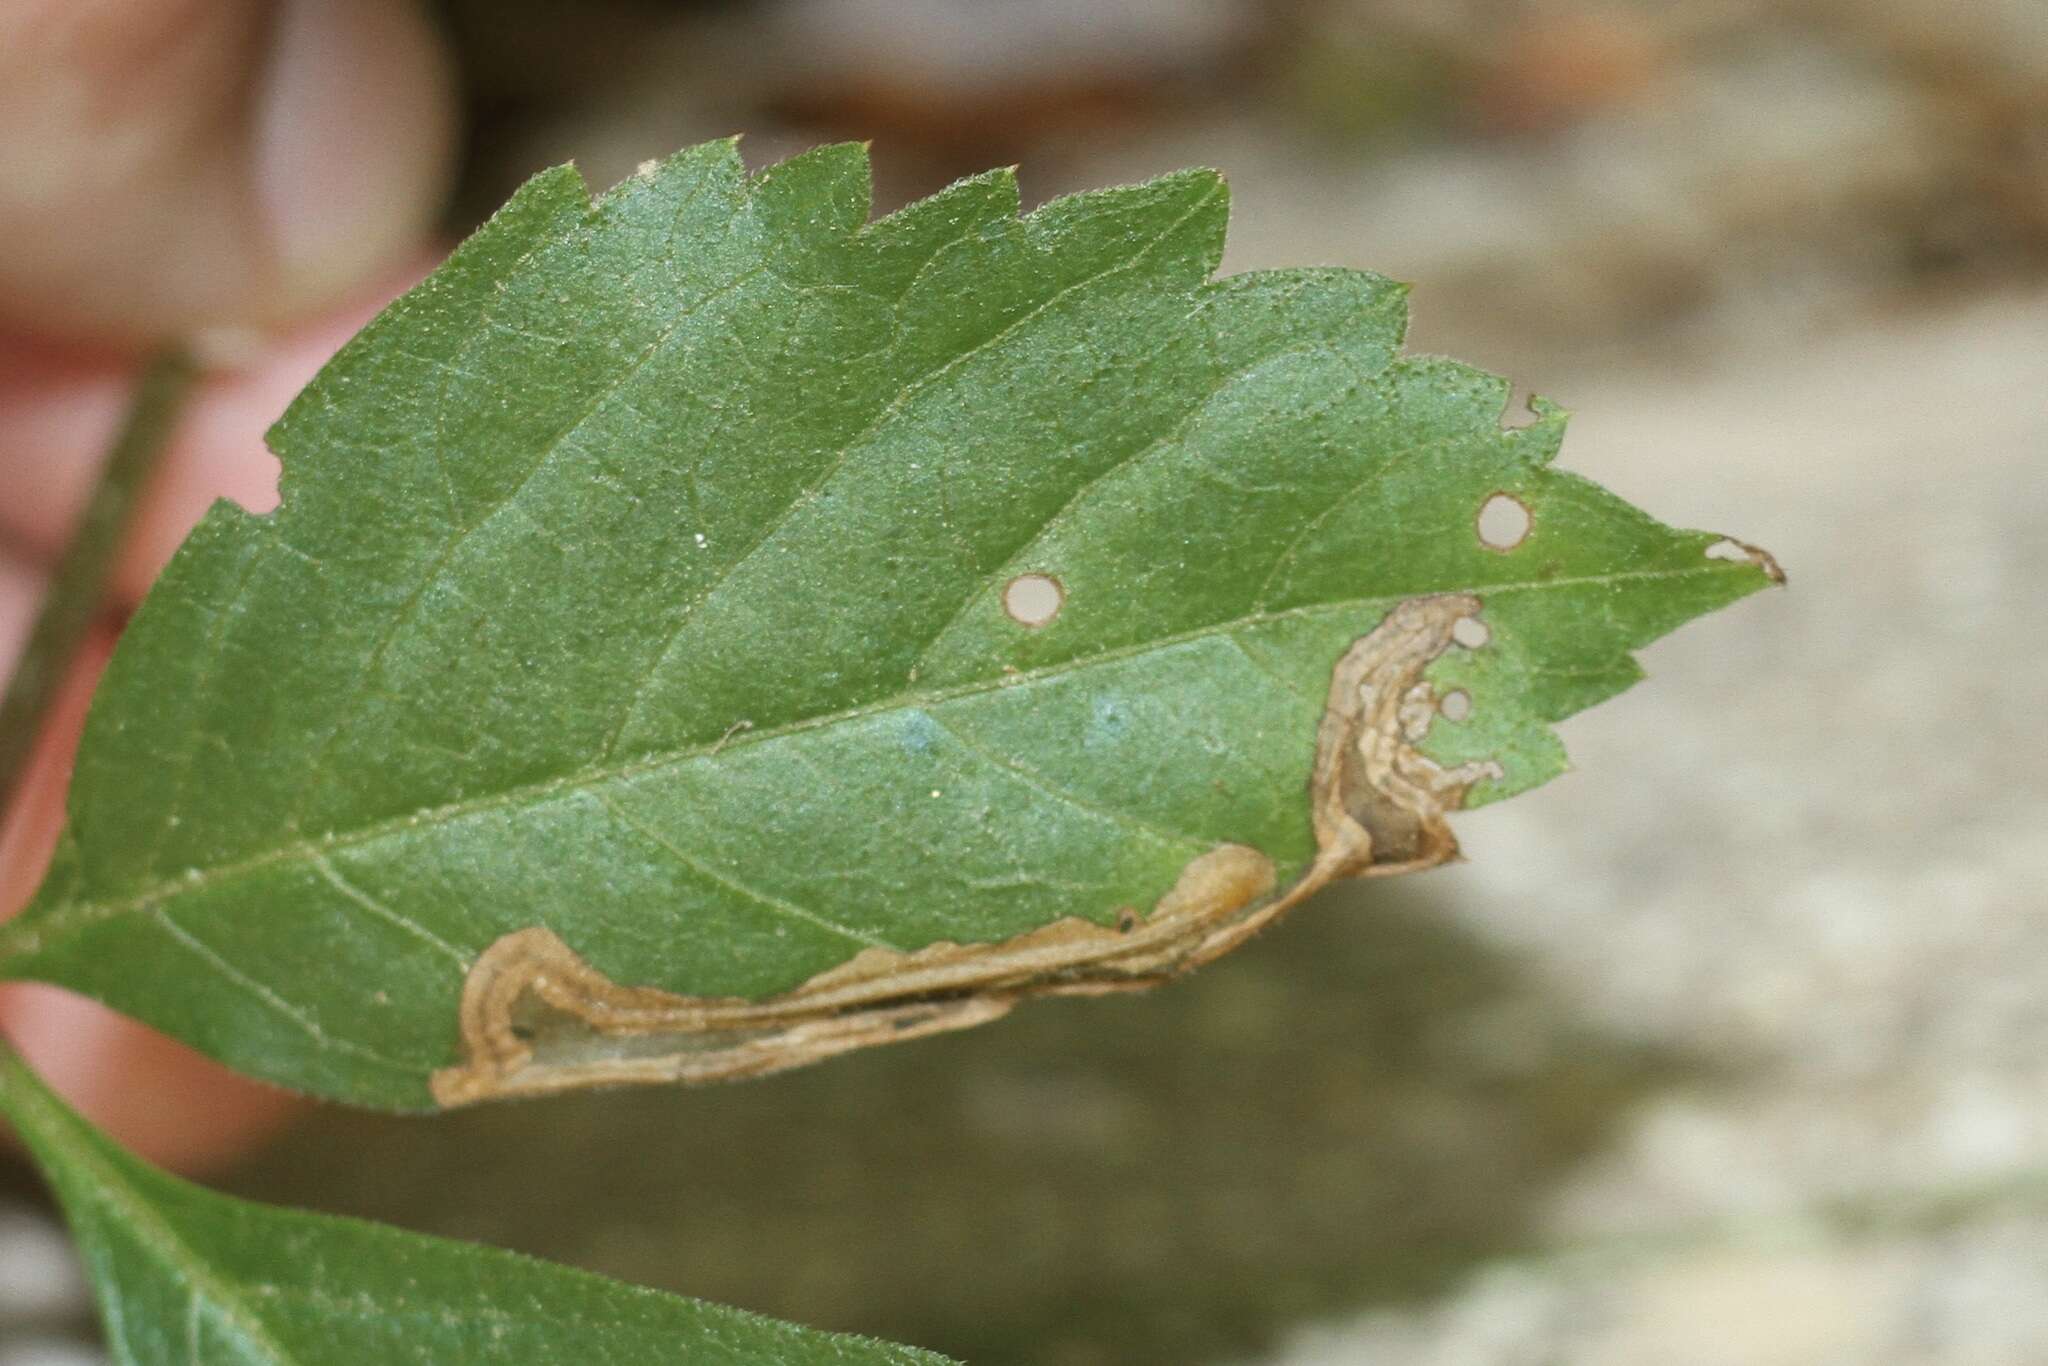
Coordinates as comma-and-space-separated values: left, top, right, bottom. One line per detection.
0, 560, 1729, 968
251, 176, 1221, 880
599, 178, 1229, 756
0, 1068, 301, 1364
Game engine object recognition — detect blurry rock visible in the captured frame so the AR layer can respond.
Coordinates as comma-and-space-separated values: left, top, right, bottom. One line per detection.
765, 0, 1251, 96
1825, 0, 2048, 265
1069, 30, 1944, 357
1262, 1214, 2048, 1365
756, 0, 1258, 171
0, 1342, 104, 1366
1469, 9, 1665, 134
446, 0, 1262, 221
1281, 0, 1776, 142
1830, 0, 2048, 91
0, 1203, 88, 1326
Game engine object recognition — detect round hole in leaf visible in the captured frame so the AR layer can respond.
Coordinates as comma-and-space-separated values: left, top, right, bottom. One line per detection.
1477, 493, 1531, 552
1003, 573, 1064, 628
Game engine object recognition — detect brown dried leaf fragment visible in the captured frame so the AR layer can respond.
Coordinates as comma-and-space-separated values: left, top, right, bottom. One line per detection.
429, 595, 1502, 1107
1704, 536, 1788, 584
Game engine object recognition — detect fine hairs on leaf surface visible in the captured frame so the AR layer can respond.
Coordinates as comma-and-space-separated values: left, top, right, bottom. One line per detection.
0, 139, 1777, 1117
0, 1043, 951, 1366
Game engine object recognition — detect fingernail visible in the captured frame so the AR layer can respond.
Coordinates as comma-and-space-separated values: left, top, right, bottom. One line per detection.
253, 0, 455, 318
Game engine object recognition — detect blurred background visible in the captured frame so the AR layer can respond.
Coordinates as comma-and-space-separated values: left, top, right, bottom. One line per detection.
3, 0, 2045, 1362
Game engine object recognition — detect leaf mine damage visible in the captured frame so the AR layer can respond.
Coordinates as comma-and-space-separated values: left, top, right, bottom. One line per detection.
430, 595, 1505, 1106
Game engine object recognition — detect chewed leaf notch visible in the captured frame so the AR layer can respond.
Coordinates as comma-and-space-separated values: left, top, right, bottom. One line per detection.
0, 140, 1777, 1109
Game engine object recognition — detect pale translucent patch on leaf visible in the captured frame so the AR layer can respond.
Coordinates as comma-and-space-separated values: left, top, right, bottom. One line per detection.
1001, 573, 1064, 627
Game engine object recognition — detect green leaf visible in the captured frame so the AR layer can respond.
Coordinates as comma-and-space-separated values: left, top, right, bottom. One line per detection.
0, 1045, 950, 1364
0, 140, 1774, 1110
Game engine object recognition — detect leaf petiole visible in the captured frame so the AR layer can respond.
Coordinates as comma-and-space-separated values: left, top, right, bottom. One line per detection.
0, 346, 196, 816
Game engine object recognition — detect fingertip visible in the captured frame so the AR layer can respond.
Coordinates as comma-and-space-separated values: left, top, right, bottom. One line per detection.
0, 0, 456, 345
253, 0, 459, 326
0, 985, 304, 1174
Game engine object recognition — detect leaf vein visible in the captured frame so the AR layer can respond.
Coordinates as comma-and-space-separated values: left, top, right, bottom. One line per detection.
1250, 432, 1466, 611
308, 855, 469, 966
922, 711, 1211, 854
135, 539, 272, 880
148, 907, 413, 1071
283, 261, 772, 835
911, 336, 1385, 673
590, 790, 894, 950
602, 181, 1226, 759
0, 561, 1738, 966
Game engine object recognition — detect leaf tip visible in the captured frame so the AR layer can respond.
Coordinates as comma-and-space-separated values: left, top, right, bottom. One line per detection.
1704, 535, 1787, 586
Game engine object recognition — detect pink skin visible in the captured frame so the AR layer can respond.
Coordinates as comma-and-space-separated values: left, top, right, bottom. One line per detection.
0, 272, 437, 1173
0, 628, 300, 1172
0, 0, 453, 1173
